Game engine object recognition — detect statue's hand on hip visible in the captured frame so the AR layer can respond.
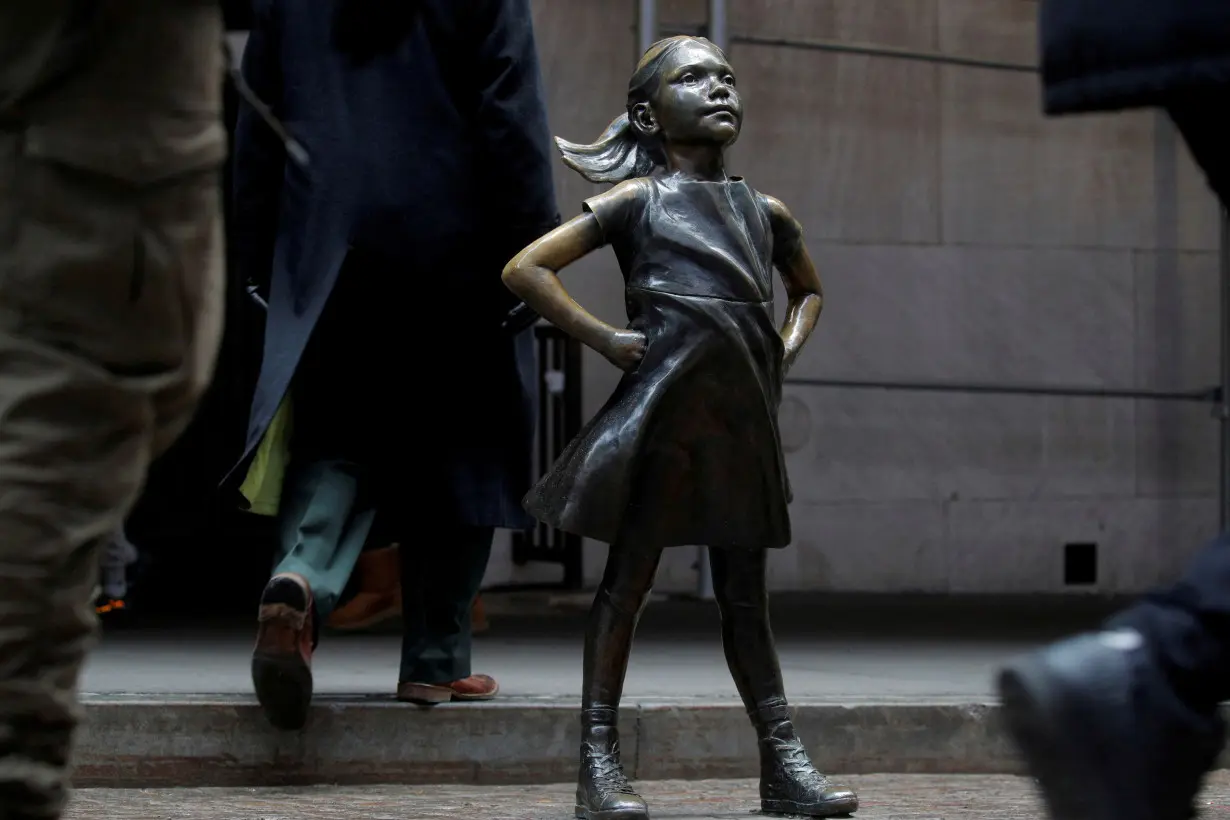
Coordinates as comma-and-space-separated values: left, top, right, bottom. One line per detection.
599, 329, 647, 373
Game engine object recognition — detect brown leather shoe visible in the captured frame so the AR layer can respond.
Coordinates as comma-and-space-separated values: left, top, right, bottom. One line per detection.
251, 573, 314, 730
327, 544, 402, 631
472, 594, 489, 634
396, 674, 500, 705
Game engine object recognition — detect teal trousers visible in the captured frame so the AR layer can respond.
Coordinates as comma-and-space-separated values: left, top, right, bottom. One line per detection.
272, 457, 493, 684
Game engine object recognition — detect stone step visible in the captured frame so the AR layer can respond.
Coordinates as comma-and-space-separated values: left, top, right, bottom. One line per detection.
75, 695, 1019, 787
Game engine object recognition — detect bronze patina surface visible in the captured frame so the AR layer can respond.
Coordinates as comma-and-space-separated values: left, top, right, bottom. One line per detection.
503, 36, 855, 820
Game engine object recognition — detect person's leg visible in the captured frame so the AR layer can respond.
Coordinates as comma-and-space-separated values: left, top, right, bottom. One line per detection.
251, 457, 375, 730
98, 526, 138, 604
1167, 89, 1230, 209
997, 626, 1225, 820
996, 92, 1230, 820
270, 459, 376, 619
998, 532, 1230, 820
709, 549, 858, 817
250, 271, 392, 730
395, 525, 495, 701
569, 543, 662, 820
997, 533, 1230, 820
1108, 533, 1230, 715
0, 6, 224, 816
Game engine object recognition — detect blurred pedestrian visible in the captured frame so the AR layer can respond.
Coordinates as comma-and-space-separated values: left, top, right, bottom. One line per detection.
96, 526, 139, 615
227, 0, 558, 730
997, 2, 1230, 818
0, 3, 226, 817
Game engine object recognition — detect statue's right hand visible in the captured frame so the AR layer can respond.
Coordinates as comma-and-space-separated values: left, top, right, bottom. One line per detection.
601, 329, 647, 372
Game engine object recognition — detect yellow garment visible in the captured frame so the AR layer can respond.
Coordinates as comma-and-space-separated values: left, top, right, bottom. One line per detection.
239, 394, 294, 517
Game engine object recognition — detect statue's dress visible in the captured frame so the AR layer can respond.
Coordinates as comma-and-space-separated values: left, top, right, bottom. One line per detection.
524, 173, 795, 550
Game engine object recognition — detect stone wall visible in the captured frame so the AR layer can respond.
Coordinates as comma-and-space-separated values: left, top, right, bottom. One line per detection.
228, 3, 1222, 595
486, 0, 1223, 595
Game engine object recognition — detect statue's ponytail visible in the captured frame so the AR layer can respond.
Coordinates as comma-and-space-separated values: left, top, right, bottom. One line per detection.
556, 114, 661, 184
557, 36, 723, 185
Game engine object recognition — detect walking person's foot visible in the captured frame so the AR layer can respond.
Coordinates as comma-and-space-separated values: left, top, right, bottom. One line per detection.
996, 629, 1225, 820
326, 544, 402, 632
252, 573, 316, 730
396, 674, 500, 705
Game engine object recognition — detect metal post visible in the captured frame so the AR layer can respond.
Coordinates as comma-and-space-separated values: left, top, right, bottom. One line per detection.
637, 0, 658, 56
693, 0, 729, 603
708, 0, 728, 49
1220, 208, 1230, 531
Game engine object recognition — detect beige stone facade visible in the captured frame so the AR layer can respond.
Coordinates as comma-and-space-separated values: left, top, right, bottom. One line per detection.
505, 0, 1221, 595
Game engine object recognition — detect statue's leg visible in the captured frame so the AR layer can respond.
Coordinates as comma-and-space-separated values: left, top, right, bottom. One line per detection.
709, 548, 860, 817
575, 542, 662, 820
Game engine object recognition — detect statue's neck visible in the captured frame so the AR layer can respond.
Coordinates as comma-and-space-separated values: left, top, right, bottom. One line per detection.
663, 144, 726, 182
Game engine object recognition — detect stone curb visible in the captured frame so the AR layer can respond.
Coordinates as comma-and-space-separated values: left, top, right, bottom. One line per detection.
74, 695, 1033, 787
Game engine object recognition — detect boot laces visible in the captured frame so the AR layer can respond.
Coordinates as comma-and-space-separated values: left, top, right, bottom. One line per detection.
766, 736, 833, 789
583, 742, 636, 795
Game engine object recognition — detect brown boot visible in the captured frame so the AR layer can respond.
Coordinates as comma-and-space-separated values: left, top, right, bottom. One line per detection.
327, 544, 402, 631
396, 674, 500, 705
472, 594, 489, 634
251, 573, 315, 731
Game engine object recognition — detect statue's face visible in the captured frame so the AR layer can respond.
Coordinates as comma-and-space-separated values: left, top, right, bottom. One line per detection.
647, 41, 742, 147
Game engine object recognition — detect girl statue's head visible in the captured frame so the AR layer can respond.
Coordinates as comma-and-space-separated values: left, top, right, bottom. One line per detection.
558, 36, 742, 184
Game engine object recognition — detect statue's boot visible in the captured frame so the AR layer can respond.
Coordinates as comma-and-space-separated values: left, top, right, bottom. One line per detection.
574, 708, 649, 820
755, 698, 859, 817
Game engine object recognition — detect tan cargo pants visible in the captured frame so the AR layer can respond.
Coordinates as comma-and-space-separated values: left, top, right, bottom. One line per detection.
0, 3, 225, 817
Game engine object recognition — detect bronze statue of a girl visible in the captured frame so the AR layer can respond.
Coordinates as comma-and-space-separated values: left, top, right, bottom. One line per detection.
502, 35, 858, 820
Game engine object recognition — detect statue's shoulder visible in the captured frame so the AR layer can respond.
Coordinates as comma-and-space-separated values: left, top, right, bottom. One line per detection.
751, 189, 795, 224
583, 178, 652, 237
615, 176, 655, 194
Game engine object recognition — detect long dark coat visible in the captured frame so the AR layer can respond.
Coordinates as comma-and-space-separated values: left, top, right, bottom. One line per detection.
1039, 0, 1230, 114
226, 0, 559, 529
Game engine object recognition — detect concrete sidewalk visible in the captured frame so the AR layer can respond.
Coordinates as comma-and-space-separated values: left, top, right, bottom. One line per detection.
71, 594, 1147, 788
58, 773, 1230, 819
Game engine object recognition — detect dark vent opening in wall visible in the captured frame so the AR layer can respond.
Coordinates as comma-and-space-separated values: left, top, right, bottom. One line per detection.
1064, 542, 1098, 586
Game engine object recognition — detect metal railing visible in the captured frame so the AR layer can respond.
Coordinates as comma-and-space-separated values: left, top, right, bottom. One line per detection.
510, 325, 585, 588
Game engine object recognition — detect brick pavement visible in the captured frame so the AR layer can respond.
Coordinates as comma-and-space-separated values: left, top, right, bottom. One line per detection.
61, 772, 1230, 819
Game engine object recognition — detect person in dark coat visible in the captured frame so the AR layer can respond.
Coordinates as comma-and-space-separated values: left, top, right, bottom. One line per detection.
996, 3, 1230, 819
228, 0, 559, 730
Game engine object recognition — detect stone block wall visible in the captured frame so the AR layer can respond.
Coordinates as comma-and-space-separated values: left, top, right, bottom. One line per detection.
490, 0, 1222, 595
227, 3, 1222, 595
